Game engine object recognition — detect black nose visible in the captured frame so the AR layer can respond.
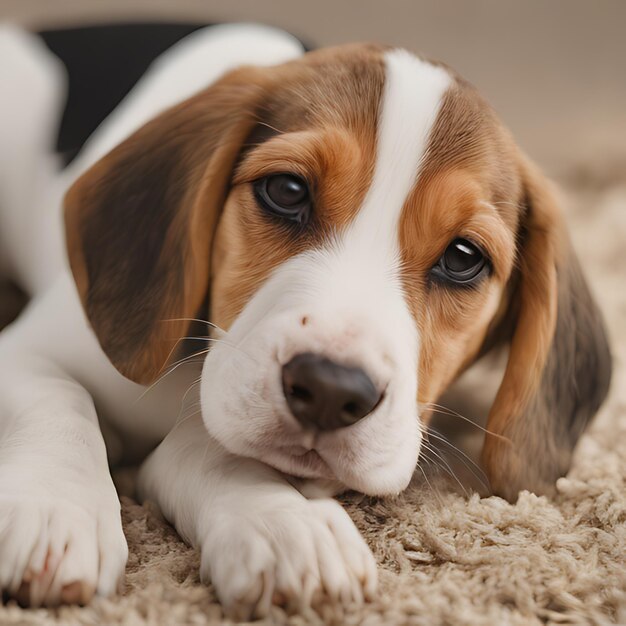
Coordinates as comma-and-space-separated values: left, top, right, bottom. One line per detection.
281, 353, 381, 431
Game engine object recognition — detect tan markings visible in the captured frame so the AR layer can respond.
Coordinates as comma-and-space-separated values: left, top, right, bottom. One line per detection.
397, 169, 515, 407
420, 79, 523, 237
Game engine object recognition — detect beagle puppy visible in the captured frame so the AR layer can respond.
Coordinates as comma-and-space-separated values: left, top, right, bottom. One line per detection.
0, 23, 611, 619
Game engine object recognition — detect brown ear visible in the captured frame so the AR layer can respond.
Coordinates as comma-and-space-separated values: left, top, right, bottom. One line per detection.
480, 157, 612, 501
65, 67, 268, 384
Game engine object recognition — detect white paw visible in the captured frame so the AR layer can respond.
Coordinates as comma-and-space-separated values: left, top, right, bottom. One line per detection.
200, 497, 377, 620
0, 497, 128, 606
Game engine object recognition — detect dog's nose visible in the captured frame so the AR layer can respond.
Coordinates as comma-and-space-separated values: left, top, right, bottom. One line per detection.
282, 353, 381, 431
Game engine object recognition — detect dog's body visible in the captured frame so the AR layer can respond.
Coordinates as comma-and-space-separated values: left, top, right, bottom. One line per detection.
0, 23, 611, 618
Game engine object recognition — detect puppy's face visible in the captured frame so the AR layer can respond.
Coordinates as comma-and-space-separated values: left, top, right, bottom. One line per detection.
203, 48, 517, 494
65, 44, 611, 500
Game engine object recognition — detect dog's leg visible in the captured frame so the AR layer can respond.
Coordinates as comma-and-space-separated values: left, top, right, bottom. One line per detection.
0, 317, 127, 605
138, 414, 377, 620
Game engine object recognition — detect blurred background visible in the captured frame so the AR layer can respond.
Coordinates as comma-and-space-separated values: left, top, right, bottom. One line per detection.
2, 0, 626, 180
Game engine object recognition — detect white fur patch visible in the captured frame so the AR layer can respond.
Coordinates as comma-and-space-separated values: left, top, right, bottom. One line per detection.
348, 49, 453, 259
311, 49, 452, 348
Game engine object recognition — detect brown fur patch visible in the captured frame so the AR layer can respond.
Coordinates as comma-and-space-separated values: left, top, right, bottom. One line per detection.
398, 169, 516, 405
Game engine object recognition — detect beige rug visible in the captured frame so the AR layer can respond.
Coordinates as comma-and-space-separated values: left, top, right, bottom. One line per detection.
1, 176, 625, 625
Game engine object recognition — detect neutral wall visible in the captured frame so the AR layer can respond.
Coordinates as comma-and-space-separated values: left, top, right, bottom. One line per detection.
2, 0, 626, 177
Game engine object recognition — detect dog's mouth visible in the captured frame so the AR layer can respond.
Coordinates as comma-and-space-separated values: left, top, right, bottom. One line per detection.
290, 448, 325, 466
280, 444, 315, 457
259, 444, 335, 480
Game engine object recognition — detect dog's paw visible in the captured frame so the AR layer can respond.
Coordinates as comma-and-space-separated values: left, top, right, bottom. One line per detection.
200, 497, 377, 620
0, 497, 128, 606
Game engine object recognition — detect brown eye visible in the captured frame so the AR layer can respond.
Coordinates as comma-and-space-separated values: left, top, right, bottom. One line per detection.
253, 174, 311, 224
431, 238, 490, 286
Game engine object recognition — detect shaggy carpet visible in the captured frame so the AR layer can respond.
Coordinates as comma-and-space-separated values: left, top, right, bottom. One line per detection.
1, 175, 624, 625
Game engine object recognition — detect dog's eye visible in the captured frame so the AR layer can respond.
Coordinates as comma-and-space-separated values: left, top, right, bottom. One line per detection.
431, 238, 490, 286
253, 174, 311, 224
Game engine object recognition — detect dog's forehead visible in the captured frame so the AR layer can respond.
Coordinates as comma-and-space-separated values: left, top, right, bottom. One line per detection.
266, 46, 453, 141
262, 46, 520, 209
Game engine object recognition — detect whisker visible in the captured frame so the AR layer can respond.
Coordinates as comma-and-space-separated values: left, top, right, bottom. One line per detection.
163, 334, 234, 353
421, 456, 454, 494
165, 335, 253, 360
183, 336, 256, 361
173, 408, 204, 430
162, 317, 223, 331
421, 440, 469, 496
421, 401, 512, 444
421, 442, 448, 473
136, 329, 260, 404
167, 377, 204, 432
426, 428, 490, 492
133, 349, 209, 404
420, 455, 442, 481
151, 335, 203, 383
147, 328, 232, 389
158, 347, 209, 375
177, 377, 202, 412
416, 461, 444, 507
163, 327, 256, 362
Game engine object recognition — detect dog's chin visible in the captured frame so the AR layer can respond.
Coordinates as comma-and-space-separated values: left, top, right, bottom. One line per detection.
244, 440, 415, 496
201, 401, 420, 496
205, 422, 386, 492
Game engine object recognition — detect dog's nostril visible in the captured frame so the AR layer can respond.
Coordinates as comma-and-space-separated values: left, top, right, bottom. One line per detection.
281, 353, 381, 431
342, 401, 360, 417
289, 384, 313, 402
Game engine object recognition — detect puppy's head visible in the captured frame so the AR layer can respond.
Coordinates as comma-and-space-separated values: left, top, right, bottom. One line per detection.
65, 44, 611, 499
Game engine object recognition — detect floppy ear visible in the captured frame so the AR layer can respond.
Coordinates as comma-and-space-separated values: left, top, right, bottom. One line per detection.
65, 67, 268, 384
480, 157, 612, 501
